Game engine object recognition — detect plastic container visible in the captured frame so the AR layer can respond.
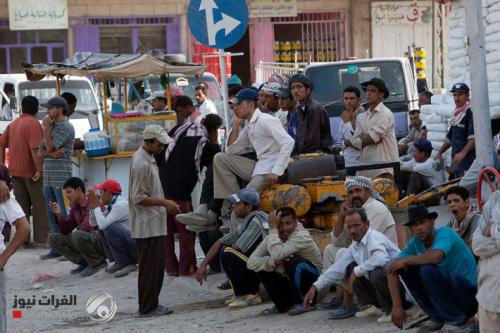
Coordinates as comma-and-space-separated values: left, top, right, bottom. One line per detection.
84, 129, 110, 157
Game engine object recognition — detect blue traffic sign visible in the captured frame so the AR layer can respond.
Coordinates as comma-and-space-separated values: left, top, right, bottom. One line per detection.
188, 0, 249, 49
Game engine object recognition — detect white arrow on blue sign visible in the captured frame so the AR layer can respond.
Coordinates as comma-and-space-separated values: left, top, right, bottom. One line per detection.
188, 0, 249, 49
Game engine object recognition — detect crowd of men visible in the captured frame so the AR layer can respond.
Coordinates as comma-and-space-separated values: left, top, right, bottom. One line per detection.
0, 73, 499, 333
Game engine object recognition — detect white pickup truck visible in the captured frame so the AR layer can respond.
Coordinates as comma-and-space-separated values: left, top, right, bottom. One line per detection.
0, 74, 102, 139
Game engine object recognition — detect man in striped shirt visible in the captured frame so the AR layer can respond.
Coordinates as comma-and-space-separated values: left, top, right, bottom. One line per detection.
38, 96, 75, 260
195, 188, 269, 309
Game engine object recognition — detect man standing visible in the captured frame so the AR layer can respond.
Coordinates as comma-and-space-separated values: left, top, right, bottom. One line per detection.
472, 190, 500, 333
248, 207, 322, 315
398, 110, 427, 158
400, 139, 440, 195
288, 74, 333, 154
48, 177, 107, 277
435, 83, 475, 179
148, 92, 168, 113
444, 186, 480, 250
260, 82, 288, 127
195, 83, 218, 119
0, 196, 30, 333
129, 125, 180, 317
345, 78, 399, 178
38, 96, 75, 260
387, 205, 478, 332
304, 208, 405, 323
213, 88, 294, 201
335, 86, 365, 166
0, 96, 48, 246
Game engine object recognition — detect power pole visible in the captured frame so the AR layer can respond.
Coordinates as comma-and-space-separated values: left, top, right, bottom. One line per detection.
465, 0, 494, 168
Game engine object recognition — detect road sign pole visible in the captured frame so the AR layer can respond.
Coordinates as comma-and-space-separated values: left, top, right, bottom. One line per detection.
465, 0, 494, 168
218, 48, 230, 131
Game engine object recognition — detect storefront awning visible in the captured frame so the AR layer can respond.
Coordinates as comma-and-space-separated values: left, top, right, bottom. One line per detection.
22, 52, 206, 79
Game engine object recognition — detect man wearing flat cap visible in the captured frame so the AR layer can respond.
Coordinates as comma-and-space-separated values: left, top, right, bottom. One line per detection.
128, 125, 180, 317
435, 83, 475, 180
260, 82, 288, 127
345, 78, 399, 178
400, 138, 440, 195
288, 74, 333, 155
387, 204, 478, 332
38, 96, 75, 260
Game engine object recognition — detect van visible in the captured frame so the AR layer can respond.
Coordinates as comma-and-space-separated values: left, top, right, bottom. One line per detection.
0, 74, 102, 139
304, 57, 419, 139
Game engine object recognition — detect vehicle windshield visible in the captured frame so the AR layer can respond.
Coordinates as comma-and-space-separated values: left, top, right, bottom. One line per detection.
18, 80, 99, 120
306, 60, 407, 116
146, 75, 222, 104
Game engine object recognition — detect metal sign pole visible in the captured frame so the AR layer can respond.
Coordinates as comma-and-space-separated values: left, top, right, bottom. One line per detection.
218, 48, 230, 131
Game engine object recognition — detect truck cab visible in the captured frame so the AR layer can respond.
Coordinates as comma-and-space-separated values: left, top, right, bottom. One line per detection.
304, 57, 419, 140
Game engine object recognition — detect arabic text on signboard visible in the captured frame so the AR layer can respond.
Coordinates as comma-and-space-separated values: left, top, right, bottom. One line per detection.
8, 0, 68, 31
248, 0, 298, 18
372, 1, 432, 25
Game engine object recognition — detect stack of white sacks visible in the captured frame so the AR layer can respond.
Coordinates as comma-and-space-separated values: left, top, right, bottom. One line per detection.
420, 0, 500, 181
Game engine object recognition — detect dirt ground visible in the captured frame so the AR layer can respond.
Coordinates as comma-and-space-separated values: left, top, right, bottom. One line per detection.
5, 206, 451, 332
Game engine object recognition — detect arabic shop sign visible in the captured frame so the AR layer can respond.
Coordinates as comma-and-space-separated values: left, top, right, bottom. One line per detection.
8, 0, 68, 30
248, 0, 297, 18
372, 1, 432, 25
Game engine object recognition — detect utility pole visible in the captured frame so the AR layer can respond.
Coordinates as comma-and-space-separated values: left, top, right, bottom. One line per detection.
465, 0, 494, 168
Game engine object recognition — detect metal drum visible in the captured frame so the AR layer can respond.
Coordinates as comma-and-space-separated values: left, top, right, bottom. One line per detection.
283, 154, 342, 185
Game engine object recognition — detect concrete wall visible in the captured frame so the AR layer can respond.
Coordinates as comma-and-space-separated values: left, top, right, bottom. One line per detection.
350, 0, 371, 58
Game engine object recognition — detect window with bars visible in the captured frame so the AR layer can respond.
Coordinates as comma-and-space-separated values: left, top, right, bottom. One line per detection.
271, 11, 349, 63
0, 21, 66, 73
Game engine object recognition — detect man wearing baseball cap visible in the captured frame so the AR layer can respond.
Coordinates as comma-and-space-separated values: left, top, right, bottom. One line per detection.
288, 74, 333, 154
260, 82, 288, 127
195, 188, 269, 309
128, 125, 179, 317
435, 83, 475, 179
212, 88, 294, 217
387, 204, 478, 332
147, 91, 168, 113
401, 138, 440, 195
88, 179, 137, 278
39, 96, 75, 260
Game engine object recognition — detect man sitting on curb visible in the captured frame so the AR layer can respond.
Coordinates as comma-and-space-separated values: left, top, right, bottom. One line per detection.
320, 176, 397, 314
444, 186, 480, 250
304, 208, 406, 323
387, 205, 478, 332
400, 138, 441, 196
48, 177, 107, 277
248, 207, 322, 316
88, 179, 137, 278
195, 188, 269, 309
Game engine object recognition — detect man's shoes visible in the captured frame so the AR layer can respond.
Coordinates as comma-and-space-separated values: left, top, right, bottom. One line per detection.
186, 223, 217, 233
70, 261, 89, 275
224, 295, 237, 306
416, 320, 445, 332
377, 312, 393, 323
436, 319, 479, 333
40, 249, 61, 260
318, 297, 343, 310
217, 280, 231, 290
328, 304, 360, 320
176, 204, 218, 226
105, 262, 122, 274
80, 261, 107, 277
260, 305, 279, 315
288, 304, 315, 316
139, 305, 173, 318
355, 304, 384, 318
227, 294, 262, 309
114, 264, 137, 278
